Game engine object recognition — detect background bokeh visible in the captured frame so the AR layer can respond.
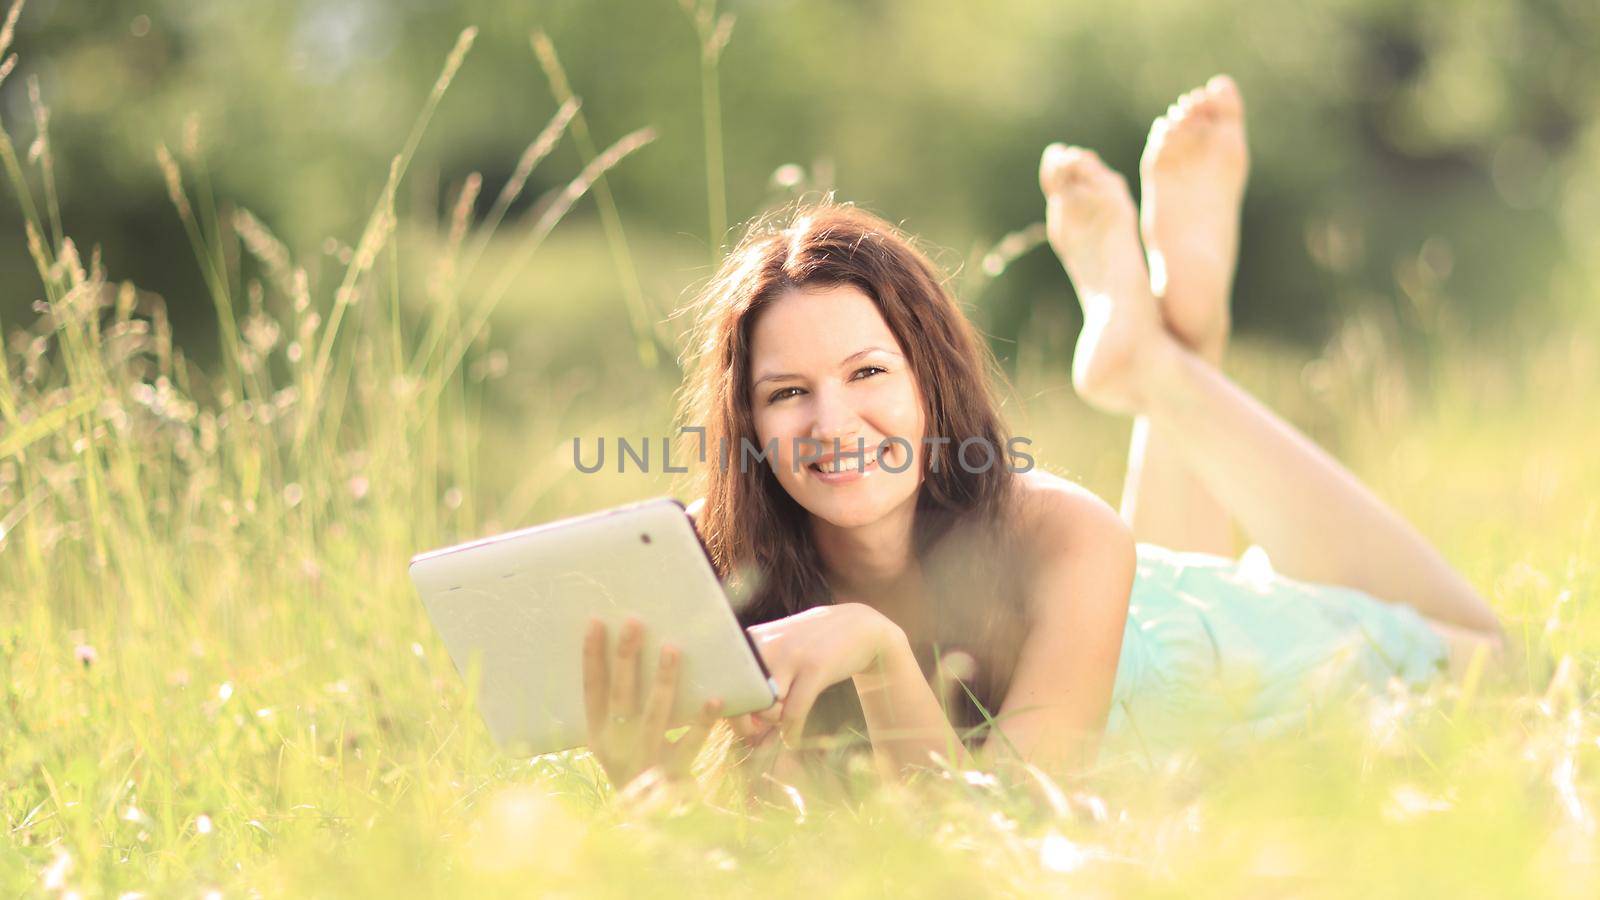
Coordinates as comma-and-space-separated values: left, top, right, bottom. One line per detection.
4, 0, 1596, 363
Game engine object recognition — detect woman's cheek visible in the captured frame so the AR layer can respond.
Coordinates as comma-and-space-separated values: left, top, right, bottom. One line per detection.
764, 413, 806, 474
752, 415, 778, 464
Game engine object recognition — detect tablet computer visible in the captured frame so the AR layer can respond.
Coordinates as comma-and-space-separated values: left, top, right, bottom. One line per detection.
409, 496, 778, 757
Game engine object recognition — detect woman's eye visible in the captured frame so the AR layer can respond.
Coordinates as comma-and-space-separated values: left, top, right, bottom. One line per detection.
767, 367, 883, 403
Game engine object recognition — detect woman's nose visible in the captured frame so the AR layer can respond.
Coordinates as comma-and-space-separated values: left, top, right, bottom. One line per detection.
807, 381, 863, 444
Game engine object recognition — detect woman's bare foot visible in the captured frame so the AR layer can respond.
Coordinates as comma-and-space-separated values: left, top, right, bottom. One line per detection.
1039, 144, 1172, 414
1139, 74, 1249, 364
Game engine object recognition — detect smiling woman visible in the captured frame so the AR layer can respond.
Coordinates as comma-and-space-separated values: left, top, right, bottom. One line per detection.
618, 83, 1508, 783
674, 202, 1027, 632
650, 190, 1502, 786
668, 200, 1113, 773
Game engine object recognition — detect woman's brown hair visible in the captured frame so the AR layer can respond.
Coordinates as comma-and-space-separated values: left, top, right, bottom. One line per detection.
673, 199, 1031, 740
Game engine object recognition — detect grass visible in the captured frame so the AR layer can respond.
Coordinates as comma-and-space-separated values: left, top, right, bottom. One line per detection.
3, 6, 1600, 897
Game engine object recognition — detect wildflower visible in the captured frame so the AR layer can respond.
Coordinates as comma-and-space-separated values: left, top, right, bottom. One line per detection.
41, 850, 71, 890
1039, 831, 1091, 873
962, 770, 998, 789
74, 643, 96, 668
1382, 784, 1453, 822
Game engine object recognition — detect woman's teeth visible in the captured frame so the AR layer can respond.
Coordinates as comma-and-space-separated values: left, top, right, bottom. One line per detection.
811, 455, 872, 473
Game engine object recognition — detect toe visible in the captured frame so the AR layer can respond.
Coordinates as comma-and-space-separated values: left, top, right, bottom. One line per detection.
1070, 148, 1112, 187
1039, 143, 1068, 194
1206, 74, 1243, 116
1041, 144, 1101, 194
1175, 100, 1193, 121
1149, 116, 1171, 143
1140, 117, 1171, 166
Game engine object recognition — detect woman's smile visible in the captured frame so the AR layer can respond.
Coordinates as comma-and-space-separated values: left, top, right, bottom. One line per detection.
808, 451, 880, 483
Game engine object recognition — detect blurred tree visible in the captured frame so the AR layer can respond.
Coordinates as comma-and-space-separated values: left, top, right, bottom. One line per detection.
1, 0, 1595, 365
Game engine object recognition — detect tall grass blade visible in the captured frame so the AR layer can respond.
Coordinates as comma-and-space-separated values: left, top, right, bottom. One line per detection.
302, 27, 477, 446
531, 31, 661, 370
428, 127, 657, 409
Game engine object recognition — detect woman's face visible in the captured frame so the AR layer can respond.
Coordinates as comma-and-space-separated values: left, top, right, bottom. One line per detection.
747, 284, 926, 529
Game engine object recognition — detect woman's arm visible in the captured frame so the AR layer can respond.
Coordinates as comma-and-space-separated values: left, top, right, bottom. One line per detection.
852, 627, 973, 776
857, 478, 1136, 778
977, 475, 1136, 772
741, 603, 963, 780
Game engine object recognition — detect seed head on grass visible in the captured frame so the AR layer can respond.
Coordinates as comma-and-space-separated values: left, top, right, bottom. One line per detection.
232, 208, 296, 295
428, 172, 481, 300
155, 144, 193, 224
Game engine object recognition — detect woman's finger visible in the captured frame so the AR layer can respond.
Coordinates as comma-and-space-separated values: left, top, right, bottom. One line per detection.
778, 666, 824, 748
664, 696, 722, 777
727, 710, 775, 746
637, 643, 681, 749
609, 617, 644, 721
754, 670, 790, 726
581, 618, 610, 741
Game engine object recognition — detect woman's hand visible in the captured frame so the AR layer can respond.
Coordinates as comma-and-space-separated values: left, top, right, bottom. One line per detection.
745, 602, 906, 748
581, 616, 723, 789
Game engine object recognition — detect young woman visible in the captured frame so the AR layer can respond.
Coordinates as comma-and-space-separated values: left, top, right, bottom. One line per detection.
579, 76, 1505, 789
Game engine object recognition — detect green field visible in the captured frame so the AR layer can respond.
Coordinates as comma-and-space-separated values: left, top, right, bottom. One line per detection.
4, 10, 1600, 898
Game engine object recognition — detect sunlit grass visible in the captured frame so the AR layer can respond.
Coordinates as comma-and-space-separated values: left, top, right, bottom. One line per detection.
3, 5, 1599, 897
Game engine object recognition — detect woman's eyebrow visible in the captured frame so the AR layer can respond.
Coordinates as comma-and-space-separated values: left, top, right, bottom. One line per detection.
753, 346, 903, 387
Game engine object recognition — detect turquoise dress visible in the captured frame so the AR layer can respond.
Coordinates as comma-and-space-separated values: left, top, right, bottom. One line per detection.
807, 541, 1449, 761
1099, 543, 1449, 760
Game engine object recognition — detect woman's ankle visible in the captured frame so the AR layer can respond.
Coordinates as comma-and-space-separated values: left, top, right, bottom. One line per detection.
1139, 333, 1203, 419
1129, 330, 1193, 417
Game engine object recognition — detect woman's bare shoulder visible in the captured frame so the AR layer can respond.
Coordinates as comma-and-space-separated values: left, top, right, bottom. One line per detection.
1011, 468, 1116, 523
1009, 469, 1131, 562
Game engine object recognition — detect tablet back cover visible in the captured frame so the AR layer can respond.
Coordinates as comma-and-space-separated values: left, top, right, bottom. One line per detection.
409, 497, 773, 756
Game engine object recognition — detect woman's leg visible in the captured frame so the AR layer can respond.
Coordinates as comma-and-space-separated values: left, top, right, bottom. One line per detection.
1116, 76, 1248, 557
1119, 416, 1236, 558
1039, 142, 1504, 642
1138, 347, 1502, 637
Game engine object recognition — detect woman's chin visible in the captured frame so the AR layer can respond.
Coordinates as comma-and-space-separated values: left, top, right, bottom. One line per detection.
809, 504, 878, 530
802, 485, 917, 530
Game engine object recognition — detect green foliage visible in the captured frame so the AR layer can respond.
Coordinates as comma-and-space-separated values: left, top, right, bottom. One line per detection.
2, 0, 1598, 357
